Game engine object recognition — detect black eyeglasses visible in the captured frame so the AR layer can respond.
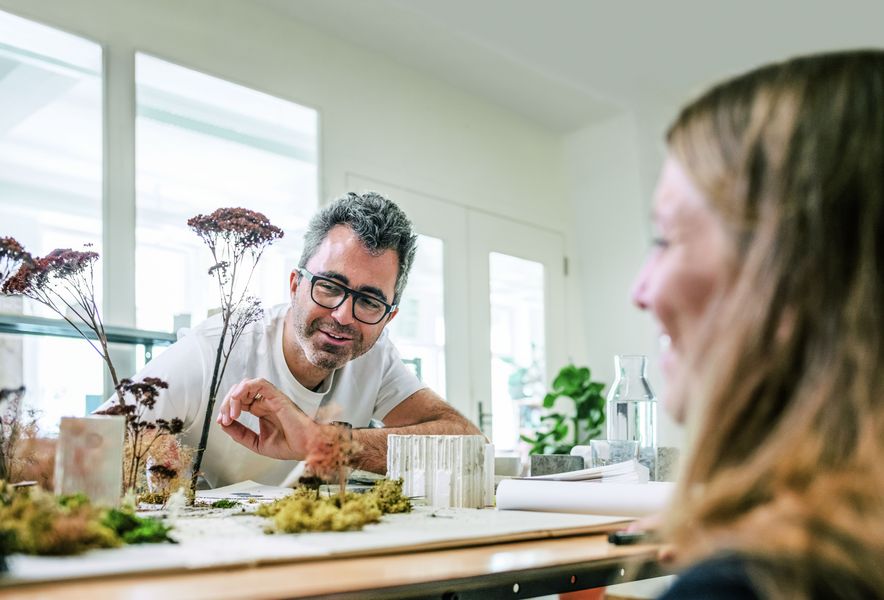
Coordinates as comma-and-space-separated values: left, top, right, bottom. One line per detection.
298, 268, 396, 325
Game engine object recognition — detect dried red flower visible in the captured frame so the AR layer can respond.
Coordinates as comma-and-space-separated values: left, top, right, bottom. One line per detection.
0, 237, 32, 283
1, 261, 42, 295
0, 243, 118, 389
187, 207, 284, 250
40, 248, 99, 277
0, 237, 27, 260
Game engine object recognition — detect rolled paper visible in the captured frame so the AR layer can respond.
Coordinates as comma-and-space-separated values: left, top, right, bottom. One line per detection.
54, 416, 125, 507
496, 479, 674, 517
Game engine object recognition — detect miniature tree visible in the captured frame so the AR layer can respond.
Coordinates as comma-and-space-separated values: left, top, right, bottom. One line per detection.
144, 434, 193, 502
303, 423, 360, 505
96, 378, 183, 494
186, 208, 283, 495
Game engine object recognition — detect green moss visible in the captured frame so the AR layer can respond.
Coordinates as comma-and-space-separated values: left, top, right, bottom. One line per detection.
262, 492, 381, 533
0, 480, 174, 556
57, 493, 91, 510
210, 499, 239, 509
258, 478, 411, 534
369, 479, 411, 514
137, 492, 167, 505
102, 508, 174, 545
0, 484, 120, 555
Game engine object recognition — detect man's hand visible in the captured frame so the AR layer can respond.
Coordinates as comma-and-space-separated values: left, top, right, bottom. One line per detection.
216, 378, 317, 460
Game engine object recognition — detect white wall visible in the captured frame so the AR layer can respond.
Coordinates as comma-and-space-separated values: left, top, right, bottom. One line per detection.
564, 113, 682, 446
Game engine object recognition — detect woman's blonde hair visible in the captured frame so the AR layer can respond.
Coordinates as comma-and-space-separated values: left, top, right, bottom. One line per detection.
664, 50, 884, 597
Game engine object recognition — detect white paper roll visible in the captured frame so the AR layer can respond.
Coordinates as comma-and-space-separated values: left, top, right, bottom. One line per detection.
495, 479, 674, 518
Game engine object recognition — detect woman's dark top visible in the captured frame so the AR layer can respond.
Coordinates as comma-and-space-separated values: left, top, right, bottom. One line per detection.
657, 554, 877, 599
657, 555, 760, 600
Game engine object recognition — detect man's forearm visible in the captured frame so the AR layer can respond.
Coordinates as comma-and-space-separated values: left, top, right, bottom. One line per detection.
352, 415, 482, 474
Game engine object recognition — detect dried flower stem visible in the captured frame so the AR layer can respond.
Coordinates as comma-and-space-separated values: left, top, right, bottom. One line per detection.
97, 378, 183, 493
187, 208, 282, 495
0, 386, 27, 482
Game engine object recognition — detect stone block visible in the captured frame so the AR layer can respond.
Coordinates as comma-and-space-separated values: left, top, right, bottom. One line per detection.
530, 454, 583, 477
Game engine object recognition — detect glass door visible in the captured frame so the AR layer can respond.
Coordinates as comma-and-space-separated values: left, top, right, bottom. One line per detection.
468, 212, 566, 451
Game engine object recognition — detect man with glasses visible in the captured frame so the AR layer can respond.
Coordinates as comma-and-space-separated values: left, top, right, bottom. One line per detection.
130, 192, 480, 487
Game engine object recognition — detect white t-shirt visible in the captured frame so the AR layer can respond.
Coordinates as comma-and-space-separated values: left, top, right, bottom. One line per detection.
118, 303, 425, 487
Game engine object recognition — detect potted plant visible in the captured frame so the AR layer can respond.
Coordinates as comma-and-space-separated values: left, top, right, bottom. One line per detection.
520, 364, 606, 455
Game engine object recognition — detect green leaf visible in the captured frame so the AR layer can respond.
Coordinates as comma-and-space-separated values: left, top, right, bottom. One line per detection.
521, 363, 609, 456
554, 422, 569, 438
588, 382, 605, 395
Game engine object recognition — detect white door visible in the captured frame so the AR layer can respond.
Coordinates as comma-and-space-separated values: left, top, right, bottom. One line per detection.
467, 212, 566, 451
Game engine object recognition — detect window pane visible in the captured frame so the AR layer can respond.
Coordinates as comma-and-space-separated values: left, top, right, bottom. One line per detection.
0, 332, 103, 435
0, 10, 103, 311
489, 252, 546, 451
135, 54, 318, 332
388, 235, 446, 396
0, 11, 103, 431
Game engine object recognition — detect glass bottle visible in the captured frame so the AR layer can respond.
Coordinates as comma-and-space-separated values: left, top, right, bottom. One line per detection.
606, 355, 657, 479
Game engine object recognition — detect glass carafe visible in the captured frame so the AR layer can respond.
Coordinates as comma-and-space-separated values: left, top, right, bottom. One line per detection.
606, 355, 657, 479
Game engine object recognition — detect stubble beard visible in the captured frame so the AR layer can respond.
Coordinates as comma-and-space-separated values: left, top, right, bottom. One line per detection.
293, 310, 367, 371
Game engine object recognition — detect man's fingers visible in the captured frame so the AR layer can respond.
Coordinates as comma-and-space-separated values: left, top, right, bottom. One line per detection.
220, 379, 275, 423
217, 394, 232, 426
218, 380, 252, 425
228, 385, 244, 421
214, 378, 313, 461
218, 419, 260, 453
217, 380, 243, 424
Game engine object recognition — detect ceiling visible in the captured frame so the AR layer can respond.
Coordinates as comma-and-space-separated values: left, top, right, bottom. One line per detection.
254, 0, 884, 132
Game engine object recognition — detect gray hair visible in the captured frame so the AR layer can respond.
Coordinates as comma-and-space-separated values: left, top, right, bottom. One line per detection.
298, 192, 418, 304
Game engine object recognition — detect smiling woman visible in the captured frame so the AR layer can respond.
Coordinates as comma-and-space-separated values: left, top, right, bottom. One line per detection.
630, 157, 734, 420
642, 50, 884, 600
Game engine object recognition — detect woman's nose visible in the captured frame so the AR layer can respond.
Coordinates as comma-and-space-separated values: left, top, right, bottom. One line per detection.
631, 259, 652, 311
